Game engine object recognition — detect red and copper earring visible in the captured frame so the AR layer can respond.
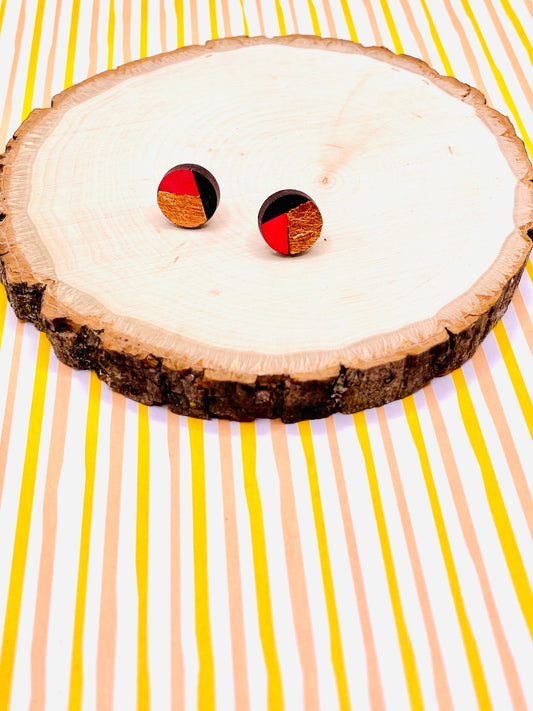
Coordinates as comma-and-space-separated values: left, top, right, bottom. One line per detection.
258, 189, 323, 255
157, 164, 220, 228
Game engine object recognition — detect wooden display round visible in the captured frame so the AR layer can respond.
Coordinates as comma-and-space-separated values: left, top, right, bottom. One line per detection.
1, 36, 532, 422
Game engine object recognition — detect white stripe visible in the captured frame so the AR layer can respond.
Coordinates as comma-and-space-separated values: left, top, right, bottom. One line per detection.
81, 381, 111, 711
195, 0, 215, 44
128, 0, 142, 57
49, 0, 78, 94
239, 0, 265, 36
230, 420, 267, 711
309, 416, 371, 710
285, 420, 348, 711
468, 338, 533, 539
332, 412, 411, 711
430, 372, 533, 705
112, 397, 139, 710
147, 406, 172, 710
179, 416, 199, 711
9, 351, 57, 711
43, 368, 89, 709
413, 388, 514, 710
364, 405, 440, 711
380, 396, 480, 711
255, 418, 303, 711
482, 334, 533, 482
203, 418, 235, 711
180, 0, 194, 47
0, 325, 39, 647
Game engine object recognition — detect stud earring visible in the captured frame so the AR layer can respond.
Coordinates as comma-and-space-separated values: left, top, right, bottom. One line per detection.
258, 189, 323, 255
157, 164, 220, 228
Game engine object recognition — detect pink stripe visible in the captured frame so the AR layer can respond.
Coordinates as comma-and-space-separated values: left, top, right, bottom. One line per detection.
0, 321, 25, 505
159, 0, 167, 51
0, 0, 27, 147
471, 347, 533, 539
287, 0, 299, 32
375, 407, 453, 711
362, 0, 383, 46
480, 0, 533, 112
270, 421, 320, 711
220, 0, 231, 36
42, 0, 62, 107
168, 412, 185, 711
190, 0, 199, 46
396, 0, 432, 63
439, 0, 490, 98
512, 290, 533, 360
122, 0, 131, 63
476, 0, 533, 110
29, 363, 72, 711
255, 0, 265, 35
324, 416, 386, 711
96, 392, 126, 711
218, 420, 250, 711
321, 0, 337, 38
88, 0, 101, 76
424, 383, 528, 711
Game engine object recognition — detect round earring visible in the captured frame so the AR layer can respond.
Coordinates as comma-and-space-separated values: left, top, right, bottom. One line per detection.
157, 164, 220, 228
258, 189, 323, 255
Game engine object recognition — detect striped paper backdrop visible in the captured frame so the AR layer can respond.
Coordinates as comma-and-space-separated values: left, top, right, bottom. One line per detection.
1, 0, 533, 709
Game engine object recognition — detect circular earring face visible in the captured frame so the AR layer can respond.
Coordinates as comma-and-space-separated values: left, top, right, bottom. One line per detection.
258, 190, 323, 255
157, 164, 220, 228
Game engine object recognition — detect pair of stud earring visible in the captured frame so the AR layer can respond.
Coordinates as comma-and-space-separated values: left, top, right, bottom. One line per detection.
157, 163, 323, 255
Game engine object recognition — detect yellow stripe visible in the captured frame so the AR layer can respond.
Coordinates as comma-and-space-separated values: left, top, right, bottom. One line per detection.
498, 0, 533, 64
459, 0, 533, 157
353, 412, 423, 711
0, 287, 7, 350
22, 0, 46, 120
526, 260, 533, 284
307, 0, 321, 35
140, 0, 148, 58
418, 0, 453, 75
0, 0, 7, 34
64, 0, 81, 88
174, 0, 184, 47
339, 0, 358, 42
68, 372, 102, 711
442, 0, 533, 441
403, 396, 492, 710
0, 2, 52, 697
137, 404, 151, 711
492, 321, 533, 440
275, 0, 287, 36
208, 0, 218, 39
188, 418, 215, 711
240, 422, 284, 711
238, 0, 249, 36
379, 0, 403, 53
0, 334, 51, 711
107, 0, 115, 69
452, 369, 533, 640
298, 421, 351, 711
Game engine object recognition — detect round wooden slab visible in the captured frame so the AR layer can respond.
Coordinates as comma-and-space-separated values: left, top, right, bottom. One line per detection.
1, 36, 532, 422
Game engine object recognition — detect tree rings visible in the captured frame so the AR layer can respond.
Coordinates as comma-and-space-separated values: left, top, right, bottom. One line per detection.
157, 164, 220, 228
258, 190, 323, 255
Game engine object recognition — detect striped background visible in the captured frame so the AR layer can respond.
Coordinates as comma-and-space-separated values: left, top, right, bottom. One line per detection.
1, 0, 533, 709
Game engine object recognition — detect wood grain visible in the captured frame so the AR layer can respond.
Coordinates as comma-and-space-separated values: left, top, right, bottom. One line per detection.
0, 35, 532, 422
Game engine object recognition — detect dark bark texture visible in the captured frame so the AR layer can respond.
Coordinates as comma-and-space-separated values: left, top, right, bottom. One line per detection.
0, 254, 528, 422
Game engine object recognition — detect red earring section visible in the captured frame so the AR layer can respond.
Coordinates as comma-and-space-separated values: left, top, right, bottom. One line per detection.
157, 164, 220, 228
258, 190, 323, 255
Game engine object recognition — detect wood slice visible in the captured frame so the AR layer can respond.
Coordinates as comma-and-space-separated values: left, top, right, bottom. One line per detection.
1, 36, 532, 422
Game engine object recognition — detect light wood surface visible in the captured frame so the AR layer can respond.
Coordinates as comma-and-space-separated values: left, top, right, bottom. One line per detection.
1, 35, 532, 421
